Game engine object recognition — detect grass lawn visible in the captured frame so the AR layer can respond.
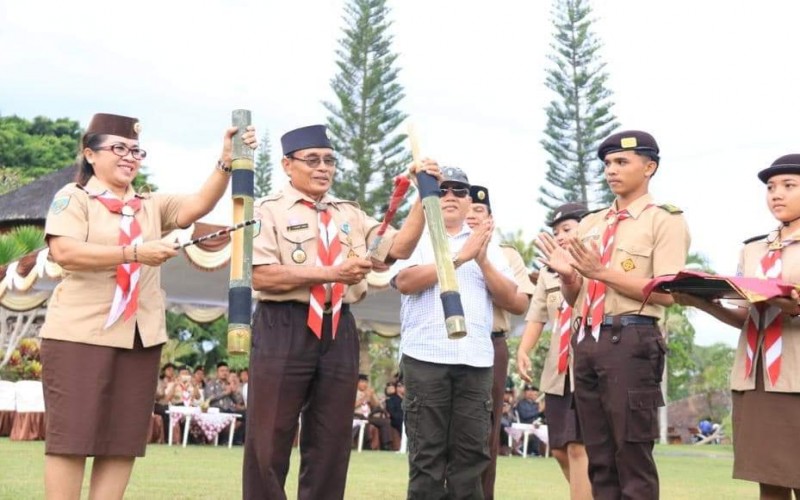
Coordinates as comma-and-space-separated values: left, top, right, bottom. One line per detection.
0, 440, 756, 499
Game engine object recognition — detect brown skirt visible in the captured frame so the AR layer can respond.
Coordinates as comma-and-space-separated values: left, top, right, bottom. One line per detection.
41, 334, 161, 457
545, 375, 582, 449
732, 361, 800, 489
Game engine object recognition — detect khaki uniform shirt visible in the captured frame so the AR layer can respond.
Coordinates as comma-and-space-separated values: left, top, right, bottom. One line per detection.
574, 193, 691, 320
491, 244, 535, 333
252, 183, 395, 304
40, 176, 187, 348
730, 231, 800, 392
526, 269, 573, 395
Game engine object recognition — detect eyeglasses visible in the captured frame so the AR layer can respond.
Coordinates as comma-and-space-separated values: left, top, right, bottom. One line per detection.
438, 186, 469, 198
95, 143, 147, 161
288, 155, 337, 168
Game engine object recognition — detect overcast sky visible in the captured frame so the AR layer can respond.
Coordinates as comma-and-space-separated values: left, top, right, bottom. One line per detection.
3, 0, 800, 346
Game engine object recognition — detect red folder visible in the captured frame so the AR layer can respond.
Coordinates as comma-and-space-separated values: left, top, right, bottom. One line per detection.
643, 270, 799, 304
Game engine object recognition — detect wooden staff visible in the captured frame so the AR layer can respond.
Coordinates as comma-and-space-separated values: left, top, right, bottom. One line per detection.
173, 218, 259, 250
408, 124, 467, 339
227, 110, 255, 355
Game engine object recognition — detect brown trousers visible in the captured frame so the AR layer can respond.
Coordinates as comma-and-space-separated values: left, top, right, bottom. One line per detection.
573, 322, 666, 500
481, 334, 508, 500
243, 302, 359, 500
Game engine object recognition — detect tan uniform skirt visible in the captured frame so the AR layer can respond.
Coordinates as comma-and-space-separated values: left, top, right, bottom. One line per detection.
732, 361, 800, 489
41, 333, 161, 457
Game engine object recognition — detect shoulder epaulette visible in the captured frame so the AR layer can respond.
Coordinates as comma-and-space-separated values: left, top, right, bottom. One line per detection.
257, 192, 283, 205
743, 234, 768, 245
657, 203, 683, 214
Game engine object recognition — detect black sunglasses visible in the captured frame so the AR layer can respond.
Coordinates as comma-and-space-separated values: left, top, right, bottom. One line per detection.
438, 186, 469, 198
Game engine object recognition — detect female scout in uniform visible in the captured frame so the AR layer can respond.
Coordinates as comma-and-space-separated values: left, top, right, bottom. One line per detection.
673, 154, 800, 499
517, 202, 592, 500
40, 113, 256, 500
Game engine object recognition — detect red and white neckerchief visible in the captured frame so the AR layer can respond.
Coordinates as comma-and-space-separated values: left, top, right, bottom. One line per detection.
303, 201, 345, 339
746, 234, 796, 385
555, 299, 573, 373
92, 191, 144, 328
578, 204, 654, 342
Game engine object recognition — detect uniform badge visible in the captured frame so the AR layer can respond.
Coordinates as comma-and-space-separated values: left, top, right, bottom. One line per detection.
341, 222, 350, 235
291, 246, 307, 264
287, 222, 309, 232
621, 258, 636, 272
620, 137, 637, 148
49, 197, 70, 215
133, 121, 142, 134
477, 190, 486, 201
346, 234, 357, 258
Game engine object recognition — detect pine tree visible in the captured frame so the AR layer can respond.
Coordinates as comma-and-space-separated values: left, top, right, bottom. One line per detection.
324, 0, 409, 375
254, 131, 273, 198
323, 0, 409, 219
539, 0, 618, 212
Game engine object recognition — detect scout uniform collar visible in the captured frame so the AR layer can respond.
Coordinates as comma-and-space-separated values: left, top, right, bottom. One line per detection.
82, 175, 143, 201
283, 182, 344, 211
610, 193, 654, 219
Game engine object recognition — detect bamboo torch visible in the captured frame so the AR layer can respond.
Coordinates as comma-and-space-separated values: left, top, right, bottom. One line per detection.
227, 109, 255, 355
408, 124, 467, 339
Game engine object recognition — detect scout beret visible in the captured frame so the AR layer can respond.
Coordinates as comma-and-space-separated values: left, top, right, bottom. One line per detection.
281, 124, 333, 156
597, 130, 659, 162
469, 185, 491, 212
83, 113, 140, 146
757, 154, 800, 183
441, 166, 470, 187
547, 202, 588, 227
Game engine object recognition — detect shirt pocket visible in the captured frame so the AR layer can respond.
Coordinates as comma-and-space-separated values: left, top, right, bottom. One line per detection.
279, 228, 316, 265
614, 243, 652, 275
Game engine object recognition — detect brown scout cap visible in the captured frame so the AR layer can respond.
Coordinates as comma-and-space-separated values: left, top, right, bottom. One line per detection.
83, 113, 141, 146
758, 154, 800, 183
547, 202, 588, 227
597, 130, 659, 162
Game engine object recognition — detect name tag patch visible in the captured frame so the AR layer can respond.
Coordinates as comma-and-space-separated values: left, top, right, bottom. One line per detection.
287, 223, 309, 232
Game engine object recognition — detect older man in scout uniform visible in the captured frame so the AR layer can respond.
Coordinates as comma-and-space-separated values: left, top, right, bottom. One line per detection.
466, 185, 534, 499
244, 124, 437, 500
538, 130, 690, 499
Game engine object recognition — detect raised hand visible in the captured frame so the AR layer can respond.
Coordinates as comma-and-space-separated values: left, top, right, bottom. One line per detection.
535, 232, 574, 276
566, 237, 604, 279
461, 219, 492, 264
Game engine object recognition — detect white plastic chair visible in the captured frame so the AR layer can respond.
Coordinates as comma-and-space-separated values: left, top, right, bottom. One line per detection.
352, 419, 368, 452
0, 381, 15, 411
15, 381, 45, 412
167, 405, 199, 447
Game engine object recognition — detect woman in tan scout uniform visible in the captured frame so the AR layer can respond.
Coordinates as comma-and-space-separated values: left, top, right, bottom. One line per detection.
537, 131, 690, 500
517, 202, 591, 500
244, 124, 439, 500
40, 112, 256, 500
673, 154, 800, 499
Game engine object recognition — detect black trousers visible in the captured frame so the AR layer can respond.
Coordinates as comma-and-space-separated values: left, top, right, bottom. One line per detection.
401, 355, 493, 500
573, 322, 666, 500
243, 302, 359, 500
481, 335, 508, 500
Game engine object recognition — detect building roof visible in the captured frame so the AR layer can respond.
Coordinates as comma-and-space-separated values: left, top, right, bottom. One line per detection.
0, 166, 74, 227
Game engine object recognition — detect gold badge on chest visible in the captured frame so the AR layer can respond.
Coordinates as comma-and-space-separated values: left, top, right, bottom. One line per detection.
621, 258, 636, 272
291, 245, 307, 264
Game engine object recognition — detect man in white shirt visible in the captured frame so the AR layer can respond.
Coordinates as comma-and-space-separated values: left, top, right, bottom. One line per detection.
391, 167, 519, 499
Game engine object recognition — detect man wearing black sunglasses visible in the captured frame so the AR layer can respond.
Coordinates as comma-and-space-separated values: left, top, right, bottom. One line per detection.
392, 167, 520, 499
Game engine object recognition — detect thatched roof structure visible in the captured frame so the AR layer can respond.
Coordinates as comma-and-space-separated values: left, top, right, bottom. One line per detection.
0, 166, 74, 231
